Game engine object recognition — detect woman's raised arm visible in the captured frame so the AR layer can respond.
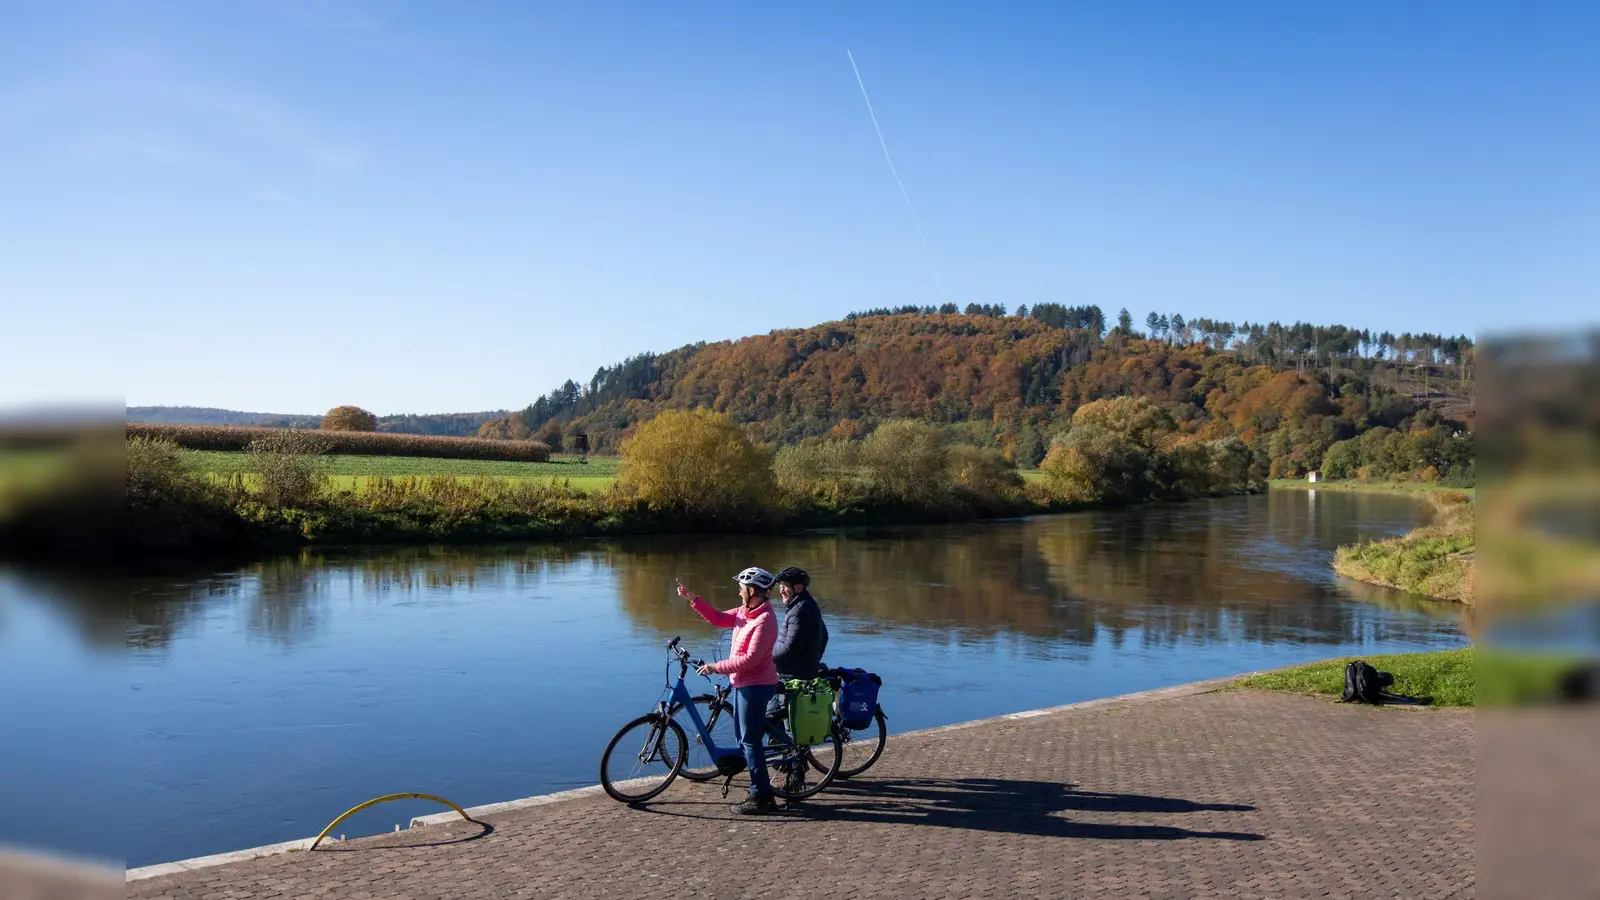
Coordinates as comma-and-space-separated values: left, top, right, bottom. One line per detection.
688, 594, 739, 629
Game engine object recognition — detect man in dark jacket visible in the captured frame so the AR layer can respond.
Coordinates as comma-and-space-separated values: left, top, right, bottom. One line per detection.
772, 566, 829, 679
767, 566, 830, 731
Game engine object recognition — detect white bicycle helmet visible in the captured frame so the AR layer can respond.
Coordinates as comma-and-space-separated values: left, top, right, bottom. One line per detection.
733, 567, 776, 590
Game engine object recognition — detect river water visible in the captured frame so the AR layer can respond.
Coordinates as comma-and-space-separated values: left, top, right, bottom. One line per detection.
0, 490, 1465, 868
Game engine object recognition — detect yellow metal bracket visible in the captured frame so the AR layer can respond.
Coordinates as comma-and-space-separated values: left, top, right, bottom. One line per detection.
309, 792, 474, 850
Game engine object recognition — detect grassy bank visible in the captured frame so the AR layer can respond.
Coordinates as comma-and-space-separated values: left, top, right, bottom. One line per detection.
1232, 647, 1589, 709
96, 405, 1273, 560
1270, 478, 1474, 498
1233, 648, 1476, 706
1269, 478, 1478, 604
1331, 491, 1475, 603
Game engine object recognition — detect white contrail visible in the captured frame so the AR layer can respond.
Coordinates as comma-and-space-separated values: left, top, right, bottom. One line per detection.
847, 49, 942, 295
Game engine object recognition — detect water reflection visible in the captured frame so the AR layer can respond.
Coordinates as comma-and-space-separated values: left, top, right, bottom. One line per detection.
117, 492, 1455, 655
123, 545, 603, 649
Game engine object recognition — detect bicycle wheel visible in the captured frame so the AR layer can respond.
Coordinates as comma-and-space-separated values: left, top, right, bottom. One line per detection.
768, 725, 841, 801
823, 706, 888, 779
669, 694, 736, 782
600, 713, 686, 803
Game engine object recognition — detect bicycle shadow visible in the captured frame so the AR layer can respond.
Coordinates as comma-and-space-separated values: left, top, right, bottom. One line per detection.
637, 777, 1260, 842
801, 777, 1263, 842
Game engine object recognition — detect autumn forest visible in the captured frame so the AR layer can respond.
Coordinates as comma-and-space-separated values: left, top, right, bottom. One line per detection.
485, 305, 1474, 484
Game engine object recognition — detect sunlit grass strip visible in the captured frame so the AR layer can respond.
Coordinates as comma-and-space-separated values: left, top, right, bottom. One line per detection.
1231, 649, 1476, 707
191, 451, 615, 479
1271, 479, 1475, 498
1231, 647, 1588, 710
1332, 492, 1475, 603
209, 472, 617, 494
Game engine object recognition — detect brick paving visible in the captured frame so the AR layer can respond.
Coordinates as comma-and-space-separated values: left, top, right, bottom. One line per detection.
123, 690, 1474, 899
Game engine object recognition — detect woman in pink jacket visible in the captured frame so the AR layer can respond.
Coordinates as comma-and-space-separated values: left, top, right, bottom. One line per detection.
677, 566, 781, 815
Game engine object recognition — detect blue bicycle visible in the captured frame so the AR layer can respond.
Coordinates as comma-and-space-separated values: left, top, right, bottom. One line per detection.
599, 637, 843, 804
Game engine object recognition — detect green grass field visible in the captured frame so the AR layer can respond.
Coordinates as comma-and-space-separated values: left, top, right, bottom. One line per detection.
1232, 649, 1477, 707
1271, 478, 1475, 498
193, 451, 619, 492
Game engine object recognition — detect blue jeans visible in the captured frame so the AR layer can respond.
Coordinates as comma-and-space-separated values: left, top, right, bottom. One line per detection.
733, 684, 777, 798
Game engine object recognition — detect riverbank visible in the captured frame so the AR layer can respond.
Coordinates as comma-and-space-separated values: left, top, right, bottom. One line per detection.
1268, 480, 1477, 603
1233, 648, 1476, 706
1232, 646, 1599, 709
125, 682, 1474, 899
1270, 478, 1474, 498
1330, 490, 1475, 603
3, 420, 1269, 565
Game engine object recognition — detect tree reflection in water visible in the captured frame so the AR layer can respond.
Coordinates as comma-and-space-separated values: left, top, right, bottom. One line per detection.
99, 491, 1461, 655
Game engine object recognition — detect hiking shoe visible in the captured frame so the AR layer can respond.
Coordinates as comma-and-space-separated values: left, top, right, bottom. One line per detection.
732, 794, 775, 816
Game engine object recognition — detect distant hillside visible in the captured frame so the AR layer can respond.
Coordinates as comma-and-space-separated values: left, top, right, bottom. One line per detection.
488, 306, 1473, 478
126, 407, 321, 428
126, 406, 510, 437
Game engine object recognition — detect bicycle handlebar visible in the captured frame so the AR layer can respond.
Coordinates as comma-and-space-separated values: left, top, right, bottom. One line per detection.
665, 637, 705, 670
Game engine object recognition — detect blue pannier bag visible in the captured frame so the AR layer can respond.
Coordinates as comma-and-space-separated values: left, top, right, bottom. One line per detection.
837, 668, 881, 730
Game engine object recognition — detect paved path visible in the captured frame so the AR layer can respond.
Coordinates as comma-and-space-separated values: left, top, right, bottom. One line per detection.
126, 689, 1473, 899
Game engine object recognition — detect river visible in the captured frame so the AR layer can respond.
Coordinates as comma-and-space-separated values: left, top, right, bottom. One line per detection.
0, 489, 1465, 868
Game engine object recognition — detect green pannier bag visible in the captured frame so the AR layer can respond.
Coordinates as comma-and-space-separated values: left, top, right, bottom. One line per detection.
783, 677, 835, 746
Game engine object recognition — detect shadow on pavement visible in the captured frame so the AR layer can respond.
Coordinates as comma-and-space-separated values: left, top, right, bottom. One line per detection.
804, 777, 1263, 841
637, 777, 1262, 841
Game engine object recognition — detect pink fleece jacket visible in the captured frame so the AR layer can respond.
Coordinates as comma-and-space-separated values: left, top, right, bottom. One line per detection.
689, 595, 780, 687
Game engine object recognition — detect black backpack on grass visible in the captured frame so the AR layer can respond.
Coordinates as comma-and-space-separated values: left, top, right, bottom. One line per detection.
1341, 660, 1395, 705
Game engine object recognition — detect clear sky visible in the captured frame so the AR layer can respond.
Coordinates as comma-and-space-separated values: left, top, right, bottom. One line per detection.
2, 1, 1594, 414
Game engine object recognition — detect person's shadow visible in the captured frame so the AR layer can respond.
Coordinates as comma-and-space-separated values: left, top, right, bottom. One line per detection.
648, 777, 1263, 842
805, 777, 1260, 841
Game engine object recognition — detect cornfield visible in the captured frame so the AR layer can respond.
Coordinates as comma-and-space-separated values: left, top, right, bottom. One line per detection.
126, 423, 551, 462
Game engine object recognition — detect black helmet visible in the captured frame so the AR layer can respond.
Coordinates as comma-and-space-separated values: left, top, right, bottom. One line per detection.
774, 566, 810, 588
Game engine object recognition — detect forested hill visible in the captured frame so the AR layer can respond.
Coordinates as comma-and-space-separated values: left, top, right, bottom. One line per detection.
486, 306, 1475, 479
126, 406, 509, 437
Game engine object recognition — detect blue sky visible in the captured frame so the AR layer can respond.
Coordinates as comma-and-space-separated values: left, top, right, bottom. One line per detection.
1, 1, 1594, 414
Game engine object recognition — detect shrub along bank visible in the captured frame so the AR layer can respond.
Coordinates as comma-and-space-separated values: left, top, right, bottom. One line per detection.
103, 405, 1269, 561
